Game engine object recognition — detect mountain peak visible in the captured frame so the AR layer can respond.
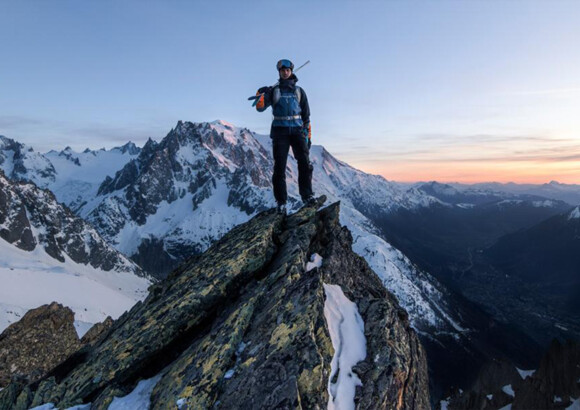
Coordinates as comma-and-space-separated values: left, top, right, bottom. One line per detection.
568, 206, 580, 220
210, 119, 235, 130
118, 141, 140, 155
0, 136, 56, 186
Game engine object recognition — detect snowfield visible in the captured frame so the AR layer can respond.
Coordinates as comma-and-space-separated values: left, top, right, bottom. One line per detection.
0, 238, 150, 336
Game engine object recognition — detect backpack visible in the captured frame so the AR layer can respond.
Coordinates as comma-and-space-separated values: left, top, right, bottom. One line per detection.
272, 85, 302, 106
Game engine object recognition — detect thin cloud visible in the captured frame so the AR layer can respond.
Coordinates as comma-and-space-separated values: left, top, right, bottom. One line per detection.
398, 152, 580, 164
412, 132, 574, 145
334, 131, 580, 167
499, 87, 580, 97
0, 115, 47, 129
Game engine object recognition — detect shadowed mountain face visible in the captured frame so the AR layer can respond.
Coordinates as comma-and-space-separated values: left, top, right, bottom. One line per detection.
486, 207, 580, 304
444, 340, 580, 410
474, 207, 580, 345
369, 182, 571, 282
361, 182, 578, 347
0, 201, 429, 409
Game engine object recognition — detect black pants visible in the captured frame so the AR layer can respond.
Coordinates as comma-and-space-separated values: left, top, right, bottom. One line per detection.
271, 127, 313, 205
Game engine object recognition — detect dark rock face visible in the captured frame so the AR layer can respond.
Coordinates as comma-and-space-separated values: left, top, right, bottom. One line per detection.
0, 200, 429, 409
0, 171, 35, 251
513, 340, 580, 410
0, 303, 81, 387
0, 307, 116, 409
446, 339, 580, 410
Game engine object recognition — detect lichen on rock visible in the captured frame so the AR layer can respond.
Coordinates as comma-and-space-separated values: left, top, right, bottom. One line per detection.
0, 198, 430, 409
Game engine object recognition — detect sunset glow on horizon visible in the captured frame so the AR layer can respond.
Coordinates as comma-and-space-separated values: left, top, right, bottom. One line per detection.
350, 128, 580, 184
361, 159, 580, 185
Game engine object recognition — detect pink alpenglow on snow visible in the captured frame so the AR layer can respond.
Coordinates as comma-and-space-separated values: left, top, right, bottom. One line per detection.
323, 283, 367, 410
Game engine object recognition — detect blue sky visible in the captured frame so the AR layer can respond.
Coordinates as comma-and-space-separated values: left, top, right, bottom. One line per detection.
1, 1, 579, 183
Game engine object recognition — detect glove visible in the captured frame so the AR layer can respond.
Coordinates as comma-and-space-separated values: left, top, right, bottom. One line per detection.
255, 86, 272, 111
303, 123, 312, 149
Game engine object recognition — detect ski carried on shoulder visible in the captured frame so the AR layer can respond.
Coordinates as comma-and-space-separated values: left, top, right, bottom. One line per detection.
247, 60, 311, 101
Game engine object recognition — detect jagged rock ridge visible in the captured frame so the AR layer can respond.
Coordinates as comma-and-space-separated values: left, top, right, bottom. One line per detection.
0, 200, 429, 409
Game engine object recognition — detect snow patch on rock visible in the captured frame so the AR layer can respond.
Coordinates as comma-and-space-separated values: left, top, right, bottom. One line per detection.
516, 367, 536, 379
323, 283, 366, 410
109, 374, 162, 409
306, 253, 323, 272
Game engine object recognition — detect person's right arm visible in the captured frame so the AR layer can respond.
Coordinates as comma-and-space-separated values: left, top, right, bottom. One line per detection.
255, 86, 273, 112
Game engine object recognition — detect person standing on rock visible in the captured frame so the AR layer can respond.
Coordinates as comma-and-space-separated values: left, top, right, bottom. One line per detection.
254, 59, 315, 214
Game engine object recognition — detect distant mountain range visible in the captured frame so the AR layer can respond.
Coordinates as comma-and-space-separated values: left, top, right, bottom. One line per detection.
452, 181, 580, 207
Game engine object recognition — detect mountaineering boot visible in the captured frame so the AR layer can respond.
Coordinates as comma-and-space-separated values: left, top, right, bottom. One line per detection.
302, 195, 327, 209
276, 203, 287, 215
303, 195, 317, 207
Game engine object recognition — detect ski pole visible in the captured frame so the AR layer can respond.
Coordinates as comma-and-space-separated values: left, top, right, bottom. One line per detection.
248, 60, 311, 101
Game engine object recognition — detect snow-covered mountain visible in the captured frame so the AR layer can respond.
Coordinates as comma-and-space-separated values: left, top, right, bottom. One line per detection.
0, 168, 151, 334
44, 142, 141, 213
0, 135, 56, 187
452, 181, 580, 207
415, 180, 572, 208
0, 135, 140, 212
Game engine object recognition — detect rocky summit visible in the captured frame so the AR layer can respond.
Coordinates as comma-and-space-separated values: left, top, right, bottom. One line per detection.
0, 303, 81, 387
0, 199, 429, 409
0, 303, 112, 388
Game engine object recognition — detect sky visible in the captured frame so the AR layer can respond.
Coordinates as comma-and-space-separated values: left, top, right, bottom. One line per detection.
1, 0, 579, 184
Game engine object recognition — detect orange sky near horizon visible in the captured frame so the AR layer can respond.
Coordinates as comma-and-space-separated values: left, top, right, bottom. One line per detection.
363, 159, 580, 185
345, 131, 580, 185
